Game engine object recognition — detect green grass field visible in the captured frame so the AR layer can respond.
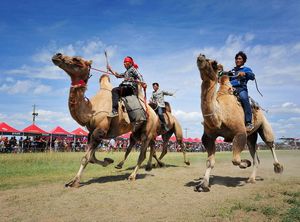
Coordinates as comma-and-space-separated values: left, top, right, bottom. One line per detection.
0, 150, 299, 221
0, 149, 295, 190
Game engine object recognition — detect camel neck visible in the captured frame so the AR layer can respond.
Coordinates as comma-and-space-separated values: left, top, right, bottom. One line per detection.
68, 86, 92, 126
201, 79, 221, 128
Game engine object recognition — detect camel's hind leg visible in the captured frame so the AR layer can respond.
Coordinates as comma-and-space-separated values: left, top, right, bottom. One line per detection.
173, 121, 190, 165
115, 135, 137, 169
65, 129, 114, 188
258, 120, 283, 173
195, 133, 216, 192
247, 132, 259, 183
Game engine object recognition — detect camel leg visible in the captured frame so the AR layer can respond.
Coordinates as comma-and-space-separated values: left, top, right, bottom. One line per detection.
115, 135, 137, 169
158, 130, 173, 163
128, 136, 151, 181
247, 132, 259, 183
173, 121, 190, 165
231, 133, 251, 169
195, 133, 215, 192
146, 140, 156, 171
258, 122, 283, 173
65, 130, 113, 188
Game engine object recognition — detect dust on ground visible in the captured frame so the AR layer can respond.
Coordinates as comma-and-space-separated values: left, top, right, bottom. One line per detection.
0, 151, 299, 222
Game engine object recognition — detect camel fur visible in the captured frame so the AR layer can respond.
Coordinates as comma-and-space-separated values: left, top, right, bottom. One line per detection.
195, 54, 283, 192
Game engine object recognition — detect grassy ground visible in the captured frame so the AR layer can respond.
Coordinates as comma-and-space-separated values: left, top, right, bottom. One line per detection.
0, 150, 299, 221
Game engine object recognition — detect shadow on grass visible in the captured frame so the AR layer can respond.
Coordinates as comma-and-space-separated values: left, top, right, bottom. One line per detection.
185, 175, 261, 188
81, 173, 154, 186
121, 164, 179, 171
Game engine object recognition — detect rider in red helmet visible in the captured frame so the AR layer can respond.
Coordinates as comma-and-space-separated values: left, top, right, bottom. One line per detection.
107, 56, 145, 117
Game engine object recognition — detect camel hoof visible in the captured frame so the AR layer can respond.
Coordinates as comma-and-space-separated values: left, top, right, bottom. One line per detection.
194, 180, 210, 192
274, 163, 283, 174
128, 175, 136, 181
157, 161, 165, 168
104, 158, 114, 165
145, 164, 152, 171
239, 159, 252, 169
65, 179, 81, 188
247, 178, 256, 183
185, 161, 191, 166
115, 164, 123, 169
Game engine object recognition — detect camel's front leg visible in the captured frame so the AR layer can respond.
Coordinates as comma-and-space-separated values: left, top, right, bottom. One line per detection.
115, 136, 137, 169
195, 133, 215, 192
145, 140, 156, 171
128, 138, 150, 181
65, 145, 94, 188
232, 133, 251, 169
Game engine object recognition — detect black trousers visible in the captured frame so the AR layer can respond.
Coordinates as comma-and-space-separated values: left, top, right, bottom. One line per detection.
112, 85, 135, 111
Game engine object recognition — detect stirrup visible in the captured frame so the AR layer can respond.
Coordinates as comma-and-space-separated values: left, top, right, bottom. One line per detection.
108, 111, 118, 118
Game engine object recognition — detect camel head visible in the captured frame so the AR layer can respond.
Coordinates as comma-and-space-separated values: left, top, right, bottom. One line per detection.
197, 54, 219, 81
52, 53, 92, 86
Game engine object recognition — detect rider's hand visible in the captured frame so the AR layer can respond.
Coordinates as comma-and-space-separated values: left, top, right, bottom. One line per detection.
141, 83, 147, 89
237, 72, 246, 77
107, 65, 112, 72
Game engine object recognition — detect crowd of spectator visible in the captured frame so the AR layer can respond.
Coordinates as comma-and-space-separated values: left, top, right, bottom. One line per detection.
1, 135, 299, 154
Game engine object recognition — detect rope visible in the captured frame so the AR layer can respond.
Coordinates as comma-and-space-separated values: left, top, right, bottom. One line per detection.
254, 79, 263, 97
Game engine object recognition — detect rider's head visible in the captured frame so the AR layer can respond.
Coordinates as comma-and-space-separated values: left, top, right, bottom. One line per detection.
152, 82, 159, 91
123, 56, 134, 69
235, 51, 247, 67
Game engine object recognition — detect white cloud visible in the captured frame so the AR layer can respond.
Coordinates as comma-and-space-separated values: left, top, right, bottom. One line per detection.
0, 79, 52, 95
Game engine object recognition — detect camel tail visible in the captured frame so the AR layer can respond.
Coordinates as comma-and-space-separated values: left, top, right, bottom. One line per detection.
165, 102, 172, 113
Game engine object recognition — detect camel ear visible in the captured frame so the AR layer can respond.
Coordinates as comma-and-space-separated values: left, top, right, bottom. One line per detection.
86, 60, 93, 66
212, 61, 218, 70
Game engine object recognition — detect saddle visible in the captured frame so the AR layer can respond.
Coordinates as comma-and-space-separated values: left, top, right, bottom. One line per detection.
119, 95, 147, 124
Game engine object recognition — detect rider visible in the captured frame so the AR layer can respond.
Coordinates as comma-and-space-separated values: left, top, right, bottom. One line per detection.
107, 56, 145, 117
150, 82, 173, 131
229, 51, 255, 131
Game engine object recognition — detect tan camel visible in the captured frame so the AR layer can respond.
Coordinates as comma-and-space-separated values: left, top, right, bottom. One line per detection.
195, 54, 283, 192
115, 102, 190, 169
52, 53, 159, 187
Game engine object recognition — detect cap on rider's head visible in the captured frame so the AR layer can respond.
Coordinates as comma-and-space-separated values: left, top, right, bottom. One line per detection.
124, 56, 133, 64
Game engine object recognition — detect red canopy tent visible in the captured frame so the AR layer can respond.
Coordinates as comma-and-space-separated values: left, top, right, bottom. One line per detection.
22, 124, 49, 136
0, 122, 21, 135
156, 135, 162, 141
193, 137, 201, 143
71, 127, 88, 136
169, 136, 177, 142
50, 126, 71, 136
118, 132, 131, 139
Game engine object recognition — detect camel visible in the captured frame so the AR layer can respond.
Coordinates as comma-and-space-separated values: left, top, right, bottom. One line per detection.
52, 53, 159, 187
195, 54, 283, 192
115, 102, 190, 169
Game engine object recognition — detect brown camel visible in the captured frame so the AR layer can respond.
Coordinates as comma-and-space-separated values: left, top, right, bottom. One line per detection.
195, 54, 283, 192
52, 53, 159, 187
115, 102, 190, 169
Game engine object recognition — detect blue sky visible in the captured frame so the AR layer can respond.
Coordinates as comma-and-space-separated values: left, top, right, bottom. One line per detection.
1, 0, 300, 140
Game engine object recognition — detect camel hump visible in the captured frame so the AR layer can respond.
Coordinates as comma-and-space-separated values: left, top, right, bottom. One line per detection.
165, 101, 172, 113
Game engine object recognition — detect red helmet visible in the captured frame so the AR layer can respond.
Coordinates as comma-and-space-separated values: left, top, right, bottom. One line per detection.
123, 56, 133, 64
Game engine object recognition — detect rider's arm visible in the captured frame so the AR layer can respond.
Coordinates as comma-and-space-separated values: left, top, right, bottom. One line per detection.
107, 65, 124, 78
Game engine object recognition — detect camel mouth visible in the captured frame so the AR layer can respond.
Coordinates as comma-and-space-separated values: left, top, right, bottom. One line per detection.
52, 53, 63, 66
197, 54, 206, 62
